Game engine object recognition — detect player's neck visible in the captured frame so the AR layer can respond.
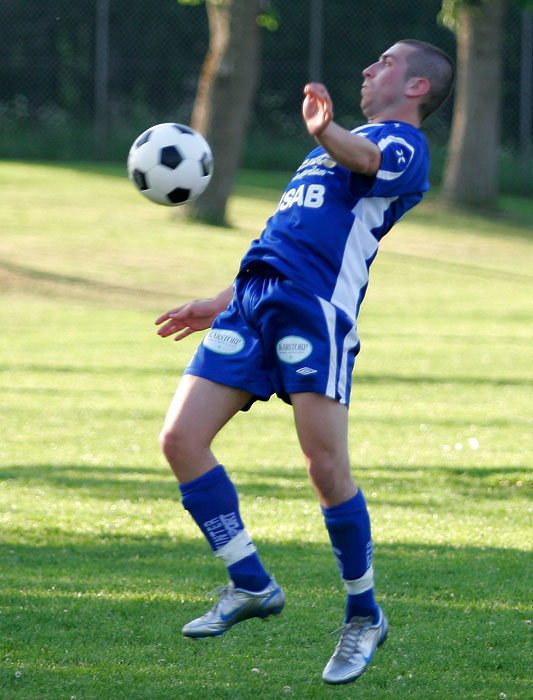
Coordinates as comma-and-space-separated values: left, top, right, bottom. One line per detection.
368, 113, 421, 128
367, 103, 422, 128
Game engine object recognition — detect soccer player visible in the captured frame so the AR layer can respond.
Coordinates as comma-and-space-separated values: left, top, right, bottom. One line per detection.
156, 40, 454, 685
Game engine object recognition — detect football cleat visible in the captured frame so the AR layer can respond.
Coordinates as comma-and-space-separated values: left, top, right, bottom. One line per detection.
322, 607, 388, 685
182, 578, 285, 638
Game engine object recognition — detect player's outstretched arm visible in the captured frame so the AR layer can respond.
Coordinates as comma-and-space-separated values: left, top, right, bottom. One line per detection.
302, 82, 334, 136
155, 285, 234, 341
302, 83, 381, 177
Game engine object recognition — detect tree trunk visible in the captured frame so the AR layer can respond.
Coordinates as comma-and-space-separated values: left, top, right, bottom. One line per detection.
181, 0, 261, 226
442, 0, 505, 209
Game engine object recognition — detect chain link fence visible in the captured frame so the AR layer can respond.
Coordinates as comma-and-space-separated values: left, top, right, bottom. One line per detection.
0, 0, 530, 192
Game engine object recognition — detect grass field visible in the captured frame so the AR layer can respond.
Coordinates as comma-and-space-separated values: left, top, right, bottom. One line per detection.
1, 161, 532, 700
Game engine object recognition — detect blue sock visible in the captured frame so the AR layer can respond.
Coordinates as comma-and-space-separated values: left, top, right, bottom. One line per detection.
322, 490, 379, 623
179, 464, 270, 592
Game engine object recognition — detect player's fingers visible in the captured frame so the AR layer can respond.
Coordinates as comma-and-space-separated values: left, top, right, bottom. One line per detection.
318, 96, 333, 120
173, 327, 194, 341
168, 309, 189, 320
304, 82, 325, 96
157, 319, 183, 336
302, 94, 317, 117
155, 312, 171, 325
155, 306, 184, 324
157, 325, 173, 337
318, 93, 333, 111
305, 95, 332, 124
169, 301, 201, 320
305, 83, 332, 106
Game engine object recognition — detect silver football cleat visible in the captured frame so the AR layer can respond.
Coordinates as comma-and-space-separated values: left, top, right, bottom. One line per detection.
182, 578, 285, 638
322, 607, 388, 684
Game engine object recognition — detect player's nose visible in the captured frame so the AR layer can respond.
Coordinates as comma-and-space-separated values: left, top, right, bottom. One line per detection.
362, 62, 377, 78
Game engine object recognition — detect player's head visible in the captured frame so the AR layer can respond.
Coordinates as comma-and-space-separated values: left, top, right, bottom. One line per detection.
361, 40, 454, 124
396, 39, 455, 121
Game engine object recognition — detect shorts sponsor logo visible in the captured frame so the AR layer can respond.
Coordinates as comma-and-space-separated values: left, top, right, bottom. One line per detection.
276, 336, 312, 364
203, 329, 245, 355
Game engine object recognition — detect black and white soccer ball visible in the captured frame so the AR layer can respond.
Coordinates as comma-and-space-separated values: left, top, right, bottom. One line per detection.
127, 123, 213, 206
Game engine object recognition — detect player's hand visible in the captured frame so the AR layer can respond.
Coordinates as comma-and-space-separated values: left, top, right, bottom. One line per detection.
302, 83, 333, 136
155, 299, 221, 341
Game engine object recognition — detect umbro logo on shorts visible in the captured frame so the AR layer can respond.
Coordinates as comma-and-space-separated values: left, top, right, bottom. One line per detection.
296, 367, 318, 375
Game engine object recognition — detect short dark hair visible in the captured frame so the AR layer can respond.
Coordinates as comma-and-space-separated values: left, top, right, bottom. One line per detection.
398, 40, 455, 121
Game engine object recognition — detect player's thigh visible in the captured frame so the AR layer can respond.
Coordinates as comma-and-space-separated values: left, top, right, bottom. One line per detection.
291, 392, 356, 505
162, 374, 253, 448
290, 392, 350, 466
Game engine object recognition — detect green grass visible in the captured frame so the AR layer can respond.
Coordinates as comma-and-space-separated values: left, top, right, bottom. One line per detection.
0, 161, 532, 699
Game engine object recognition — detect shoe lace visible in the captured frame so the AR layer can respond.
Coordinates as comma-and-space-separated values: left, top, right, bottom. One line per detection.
329, 617, 373, 661
203, 584, 233, 615
207, 585, 231, 599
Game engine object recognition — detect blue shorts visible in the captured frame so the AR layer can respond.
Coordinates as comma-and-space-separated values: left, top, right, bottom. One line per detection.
184, 264, 360, 409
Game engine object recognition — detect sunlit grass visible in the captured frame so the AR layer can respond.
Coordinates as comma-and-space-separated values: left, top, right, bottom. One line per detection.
0, 161, 531, 699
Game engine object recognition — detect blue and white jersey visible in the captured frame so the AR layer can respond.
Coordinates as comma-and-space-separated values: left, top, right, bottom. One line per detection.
239, 120, 429, 320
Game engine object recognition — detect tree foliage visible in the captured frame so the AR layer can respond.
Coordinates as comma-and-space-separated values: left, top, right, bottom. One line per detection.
440, 0, 533, 31
177, 0, 279, 30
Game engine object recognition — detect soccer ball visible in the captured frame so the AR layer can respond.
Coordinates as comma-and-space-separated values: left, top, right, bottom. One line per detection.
127, 123, 213, 206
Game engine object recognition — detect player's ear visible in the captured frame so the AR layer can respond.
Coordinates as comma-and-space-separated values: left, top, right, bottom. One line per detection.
405, 77, 430, 99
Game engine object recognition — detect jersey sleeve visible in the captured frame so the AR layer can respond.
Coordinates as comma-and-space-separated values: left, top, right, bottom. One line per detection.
350, 125, 429, 198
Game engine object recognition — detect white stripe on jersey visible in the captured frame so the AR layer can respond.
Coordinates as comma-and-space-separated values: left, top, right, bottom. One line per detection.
318, 297, 338, 399
331, 196, 398, 320
376, 135, 415, 181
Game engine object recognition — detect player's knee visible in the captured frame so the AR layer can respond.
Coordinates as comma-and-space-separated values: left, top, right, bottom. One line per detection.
306, 457, 337, 491
159, 425, 175, 460
159, 424, 195, 465
305, 452, 353, 500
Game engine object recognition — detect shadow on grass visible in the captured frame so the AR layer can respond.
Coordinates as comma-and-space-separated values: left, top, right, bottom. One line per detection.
0, 463, 177, 502
412, 195, 533, 240
0, 257, 164, 301
0, 363, 180, 377
352, 463, 531, 502
0, 535, 532, 670
0, 462, 313, 502
354, 372, 533, 388
384, 249, 533, 282
1, 536, 530, 613
3, 358, 532, 388
0, 534, 530, 699
0, 461, 530, 505
22, 161, 129, 180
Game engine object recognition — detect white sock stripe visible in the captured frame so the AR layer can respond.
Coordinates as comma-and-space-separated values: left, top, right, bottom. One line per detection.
343, 565, 374, 594
214, 529, 257, 567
